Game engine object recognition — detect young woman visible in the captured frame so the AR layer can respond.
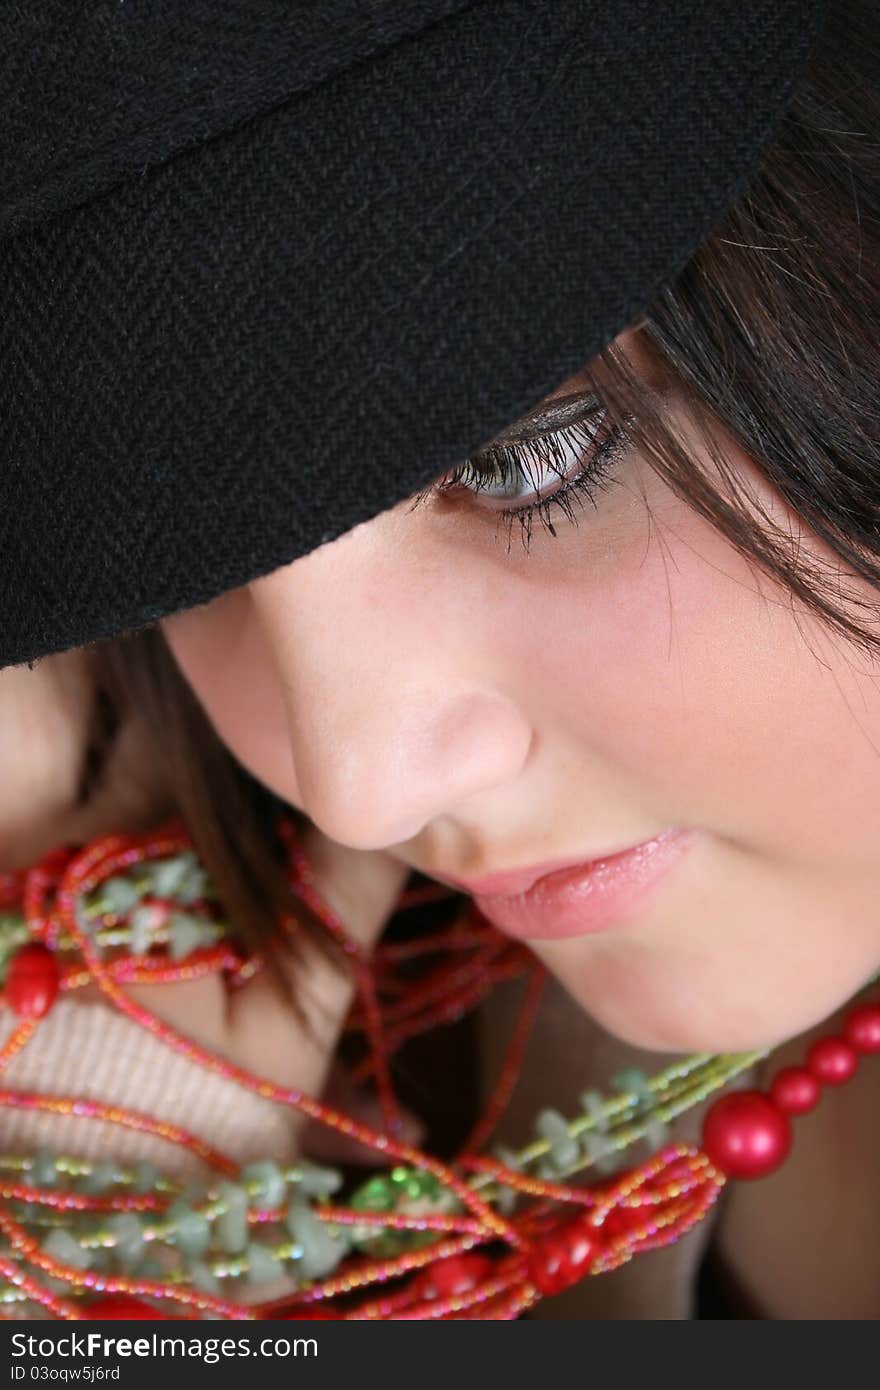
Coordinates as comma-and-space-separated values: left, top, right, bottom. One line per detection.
1, 0, 877, 1318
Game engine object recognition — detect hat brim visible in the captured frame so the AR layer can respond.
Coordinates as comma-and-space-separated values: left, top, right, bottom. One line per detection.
0, 0, 827, 667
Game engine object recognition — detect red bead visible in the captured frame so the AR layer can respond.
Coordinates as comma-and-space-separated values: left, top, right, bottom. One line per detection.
413, 1253, 494, 1301
526, 1216, 604, 1296
844, 1004, 880, 1055
806, 1036, 858, 1085
701, 1090, 791, 1179
769, 1066, 821, 1115
4, 944, 60, 1019
600, 1204, 653, 1240
82, 1296, 163, 1319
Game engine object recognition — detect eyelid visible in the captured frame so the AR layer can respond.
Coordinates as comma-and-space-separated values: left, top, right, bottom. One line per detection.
489, 391, 603, 447
406, 388, 610, 518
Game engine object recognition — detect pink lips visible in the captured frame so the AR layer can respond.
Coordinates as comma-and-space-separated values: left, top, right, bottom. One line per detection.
444, 857, 606, 898
466, 829, 693, 941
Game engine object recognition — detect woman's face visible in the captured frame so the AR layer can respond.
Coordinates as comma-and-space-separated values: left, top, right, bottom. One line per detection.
161, 332, 880, 1053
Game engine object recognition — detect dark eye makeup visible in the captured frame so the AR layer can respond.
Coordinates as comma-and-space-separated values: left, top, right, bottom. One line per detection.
409, 390, 628, 552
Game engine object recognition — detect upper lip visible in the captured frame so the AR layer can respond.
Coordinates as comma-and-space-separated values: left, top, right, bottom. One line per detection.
430, 840, 664, 899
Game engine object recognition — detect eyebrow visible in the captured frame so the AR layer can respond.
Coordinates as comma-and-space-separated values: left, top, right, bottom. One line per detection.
490, 390, 602, 446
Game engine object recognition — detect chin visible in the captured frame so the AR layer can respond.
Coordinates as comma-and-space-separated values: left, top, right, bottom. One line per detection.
557, 968, 830, 1057
535, 917, 878, 1055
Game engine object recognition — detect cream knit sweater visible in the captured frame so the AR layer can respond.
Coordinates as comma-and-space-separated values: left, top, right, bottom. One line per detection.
1, 999, 299, 1182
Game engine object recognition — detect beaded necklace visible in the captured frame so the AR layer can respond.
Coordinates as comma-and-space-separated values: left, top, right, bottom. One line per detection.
0, 817, 878, 1321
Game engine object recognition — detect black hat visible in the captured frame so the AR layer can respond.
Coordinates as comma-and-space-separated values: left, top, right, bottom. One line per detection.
0, 0, 827, 670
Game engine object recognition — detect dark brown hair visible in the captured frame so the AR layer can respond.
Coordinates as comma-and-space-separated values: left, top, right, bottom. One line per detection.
82, 0, 878, 991
80, 628, 342, 1016
598, 0, 880, 656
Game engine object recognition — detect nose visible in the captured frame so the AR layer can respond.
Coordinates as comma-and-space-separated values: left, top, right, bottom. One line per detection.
247, 511, 534, 850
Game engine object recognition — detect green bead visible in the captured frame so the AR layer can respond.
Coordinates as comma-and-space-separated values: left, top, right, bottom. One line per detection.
348, 1226, 400, 1258
78, 1161, 117, 1194
168, 1201, 212, 1258
245, 1241, 284, 1286
535, 1109, 579, 1170
644, 1117, 671, 1149
285, 1202, 350, 1280
403, 1170, 454, 1213
494, 1184, 517, 1216
129, 906, 157, 956
350, 1174, 395, 1214
181, 1178, 209, 1206
349, 1169, 456, 1257
178, 865, 212, 905
348, 1175, 397, 1255
387, 1168, 449, 1207
43, 1229, 92, 1270
389, 1165, 429, 1200
151, 852, 198, 898
611, 1067, 651, 1099
132, 1161, 160, 1195
88, 1245, 113, 1274
216, 1181, 248, 1255
187, 1259, 221, 1295
579, 1089, 611, 1132
109, 1213, 144, 1271
0, 917, 28, 975
492, 1145, 523, 1172
581, 1130, 619, 1176
241, 1160, 286, 1209
296, 1162, 342, 1198
168, 912, 206, 960
31, 1148, 58, 1188
100, 875, 142, 913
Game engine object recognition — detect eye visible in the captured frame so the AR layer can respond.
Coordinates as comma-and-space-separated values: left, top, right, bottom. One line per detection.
439, 404, 609, 510
408, 393, 627, 552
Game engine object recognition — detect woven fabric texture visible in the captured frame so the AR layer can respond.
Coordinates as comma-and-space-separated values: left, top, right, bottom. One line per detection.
0, 0, 828, 668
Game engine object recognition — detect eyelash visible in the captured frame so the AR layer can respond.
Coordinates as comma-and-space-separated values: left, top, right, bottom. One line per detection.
410, 408, 626, 552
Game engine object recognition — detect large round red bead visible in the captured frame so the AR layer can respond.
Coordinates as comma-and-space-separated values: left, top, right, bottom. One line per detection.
413, 1253, 494, 1301
82, 1296, 163, 1319
769, 1066, 821, 1115
806, 1036, 858, 1085
5, 944, 60, 1019
526, 1216, 603, 1296
701, 1090, 791, 1179
844, 1004, 880, 1055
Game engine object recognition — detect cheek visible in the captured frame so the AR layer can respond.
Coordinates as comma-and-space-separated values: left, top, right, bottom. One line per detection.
508, 470, 880, 1051
498, 490, 761, 821
518, 476, 880, 867
532, 836, 880, 1054
161, 594, 303, 806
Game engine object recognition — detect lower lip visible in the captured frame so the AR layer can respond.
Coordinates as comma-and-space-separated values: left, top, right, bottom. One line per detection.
472, 829, 693, 941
